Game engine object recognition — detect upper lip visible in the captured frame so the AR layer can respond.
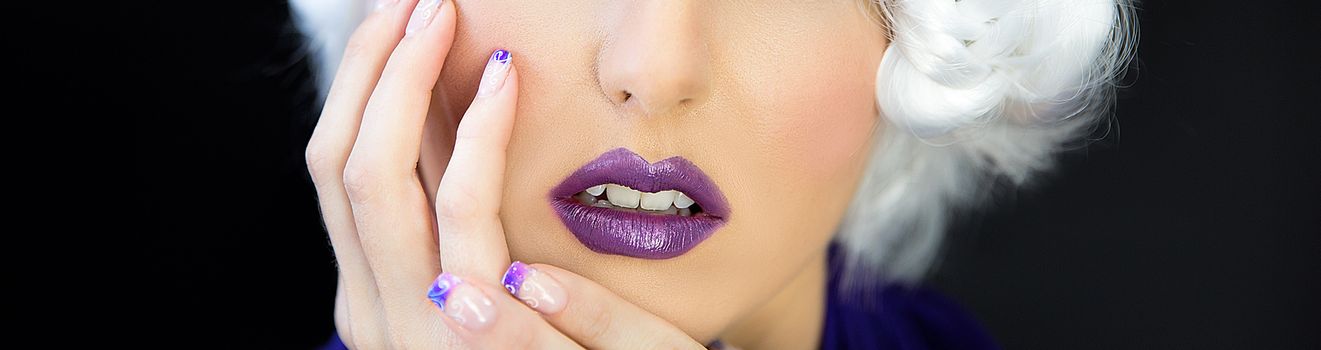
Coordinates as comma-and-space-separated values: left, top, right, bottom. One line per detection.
548, 147, 731, 219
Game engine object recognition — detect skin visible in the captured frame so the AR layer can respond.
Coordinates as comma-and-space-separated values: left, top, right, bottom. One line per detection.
306, 0, 889, 348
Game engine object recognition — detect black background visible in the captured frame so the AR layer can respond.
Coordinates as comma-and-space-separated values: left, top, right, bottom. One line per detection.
139, 1, 1320, 348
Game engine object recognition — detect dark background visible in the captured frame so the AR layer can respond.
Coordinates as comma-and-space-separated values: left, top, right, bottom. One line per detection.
139, 1, 1320, 348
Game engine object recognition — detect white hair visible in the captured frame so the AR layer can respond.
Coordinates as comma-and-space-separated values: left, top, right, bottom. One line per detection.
288, 0, 371, 105
836, 0, 1137, 286
287, 0, 1137, 287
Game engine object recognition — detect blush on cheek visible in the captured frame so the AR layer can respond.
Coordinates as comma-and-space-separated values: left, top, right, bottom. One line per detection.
768, 76, 878, 185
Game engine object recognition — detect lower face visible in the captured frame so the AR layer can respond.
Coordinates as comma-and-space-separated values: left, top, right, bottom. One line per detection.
433, 0, 888, 341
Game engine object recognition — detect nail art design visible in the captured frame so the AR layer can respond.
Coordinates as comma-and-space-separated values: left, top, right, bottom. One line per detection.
427, 272, 497, 330
502, 261, 531, 295
405, 0, 443, 36
476, 49, 512, 98
501, 261, 566, 313
427, 273, 462, 311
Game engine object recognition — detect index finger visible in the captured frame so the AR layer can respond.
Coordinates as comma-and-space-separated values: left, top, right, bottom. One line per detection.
435, 49, 521, 283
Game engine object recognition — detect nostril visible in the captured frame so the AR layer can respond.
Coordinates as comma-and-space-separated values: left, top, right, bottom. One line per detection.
622, 91, 633, 102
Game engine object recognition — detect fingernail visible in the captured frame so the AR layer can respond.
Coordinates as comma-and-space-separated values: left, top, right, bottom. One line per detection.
405, 0, 443, 36
501, 261, 567, 314
374, 0, 398, 12
475, 49, 512, 98
427, 273, 497, 331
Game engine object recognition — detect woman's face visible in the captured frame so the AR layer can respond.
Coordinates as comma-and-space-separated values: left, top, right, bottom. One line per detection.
432, 0, 888, 341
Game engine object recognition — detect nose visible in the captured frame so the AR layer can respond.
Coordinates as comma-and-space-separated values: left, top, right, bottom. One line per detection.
596, 1, 712, 117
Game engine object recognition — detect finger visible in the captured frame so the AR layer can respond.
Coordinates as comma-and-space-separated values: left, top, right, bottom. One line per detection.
435, 49, 520, 282
350, 0, 457, 177
341, 0, 459, 347
427, 272, 582, 349
304, 1, 419, 347
501, 262, 705, 349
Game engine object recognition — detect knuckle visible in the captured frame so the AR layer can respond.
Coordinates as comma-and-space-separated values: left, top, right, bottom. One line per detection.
578, 303, 616, 344
434, 184, 482, 225
341, 17, 384, 64
341, 32, 372, 65
304, 140, 342, 186
342, 160, 383, 201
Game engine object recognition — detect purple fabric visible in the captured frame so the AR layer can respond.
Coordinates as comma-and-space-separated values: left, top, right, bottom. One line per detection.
318, 245, 997, 350
319, 332, 348, 350
819, 245, 1000, 350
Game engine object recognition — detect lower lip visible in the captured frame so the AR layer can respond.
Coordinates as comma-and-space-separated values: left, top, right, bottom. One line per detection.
549, 197, 726, 259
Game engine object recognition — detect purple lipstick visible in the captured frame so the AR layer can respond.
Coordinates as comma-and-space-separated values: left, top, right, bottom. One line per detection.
548, 147, 731, 259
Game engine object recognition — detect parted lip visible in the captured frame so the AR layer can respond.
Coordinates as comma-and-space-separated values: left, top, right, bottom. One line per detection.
548, 147, 731, 219
547, 147, 731, 259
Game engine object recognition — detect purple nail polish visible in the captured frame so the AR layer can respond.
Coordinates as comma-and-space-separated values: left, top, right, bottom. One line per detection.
427, 273, 462, 311
427, 273, 497, 329
494, 49, 511, 64
500, 261, 566, 313
476, 49, 513, 98
502, 261, 530, 295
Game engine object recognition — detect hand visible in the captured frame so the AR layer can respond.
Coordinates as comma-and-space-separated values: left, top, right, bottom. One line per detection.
303, 0, 704, 348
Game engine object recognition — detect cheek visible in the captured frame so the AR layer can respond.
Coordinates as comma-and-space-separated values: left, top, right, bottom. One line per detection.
713, 6, 886, 189
741, 53, 881, 191
732, 59, 879, 245
772, 73, 877, 183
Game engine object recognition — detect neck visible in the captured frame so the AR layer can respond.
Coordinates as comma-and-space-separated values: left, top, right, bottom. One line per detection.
721, 248, 828, 350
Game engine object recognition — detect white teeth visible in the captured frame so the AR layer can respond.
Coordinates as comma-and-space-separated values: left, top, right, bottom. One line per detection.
640, 190, 677, 210
605, 184, 641, 209
587, 184, 697, 213
673, 192, 695, 209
